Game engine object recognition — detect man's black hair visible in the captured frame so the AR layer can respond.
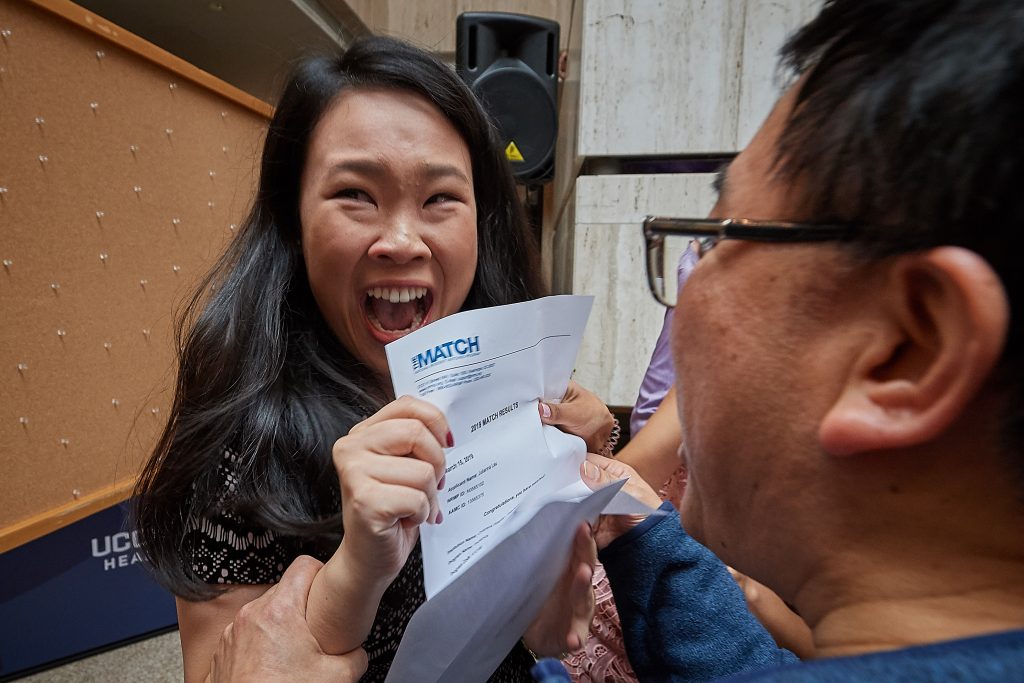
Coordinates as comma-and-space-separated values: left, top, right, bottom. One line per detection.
777, 0, 1024, 466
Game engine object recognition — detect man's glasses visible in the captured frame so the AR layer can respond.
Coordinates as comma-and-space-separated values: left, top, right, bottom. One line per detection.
643, 217, 861, 306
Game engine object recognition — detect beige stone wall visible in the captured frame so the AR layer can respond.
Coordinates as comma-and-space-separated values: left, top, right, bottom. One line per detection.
348, 0, 572, 55
551, 0, 821, 407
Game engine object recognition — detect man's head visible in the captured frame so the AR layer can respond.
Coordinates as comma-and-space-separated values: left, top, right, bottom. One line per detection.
671, 0, 1024, 613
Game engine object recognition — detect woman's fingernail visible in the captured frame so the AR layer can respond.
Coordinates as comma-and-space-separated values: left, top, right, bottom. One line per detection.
446, 431, 454, 448
438, 475, 446, 490
583, 461, 599, 481
539, 402, 552, 419
435, 510, 444, 524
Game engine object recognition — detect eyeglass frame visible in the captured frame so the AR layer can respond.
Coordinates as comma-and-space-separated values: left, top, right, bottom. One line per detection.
642, 216, 863, 307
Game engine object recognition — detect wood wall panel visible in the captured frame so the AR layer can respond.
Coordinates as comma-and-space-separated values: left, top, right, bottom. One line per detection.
0, 0, 269, 551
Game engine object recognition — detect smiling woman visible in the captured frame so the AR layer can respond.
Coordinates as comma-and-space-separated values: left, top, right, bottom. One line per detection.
299, 88, 479, 375
130, 36, 607, 683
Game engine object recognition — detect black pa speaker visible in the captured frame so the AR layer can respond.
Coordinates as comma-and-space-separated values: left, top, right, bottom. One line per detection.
456, 12, 559, 184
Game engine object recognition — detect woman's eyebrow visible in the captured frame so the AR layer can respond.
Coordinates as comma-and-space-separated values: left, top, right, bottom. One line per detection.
326, 158, 390, 179
419, 162, 471, 185
325, 159, 469, 185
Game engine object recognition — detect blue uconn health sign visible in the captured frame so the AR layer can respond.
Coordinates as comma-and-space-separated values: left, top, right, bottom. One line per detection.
411, 336, 481, 372
0, 502, 176, 679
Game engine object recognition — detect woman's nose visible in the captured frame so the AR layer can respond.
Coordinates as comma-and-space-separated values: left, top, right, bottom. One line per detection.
368, 215, 431, 264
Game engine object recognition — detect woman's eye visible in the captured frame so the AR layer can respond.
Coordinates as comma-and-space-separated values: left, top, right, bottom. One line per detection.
426, 193, 458, 206
335, 188, 376, 205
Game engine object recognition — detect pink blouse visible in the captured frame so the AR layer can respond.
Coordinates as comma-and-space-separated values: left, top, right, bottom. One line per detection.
561, 466, 688, 681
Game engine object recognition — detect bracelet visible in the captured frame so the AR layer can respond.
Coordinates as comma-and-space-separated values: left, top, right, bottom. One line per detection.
599, 416, 621, 457
521, 639, 570, 662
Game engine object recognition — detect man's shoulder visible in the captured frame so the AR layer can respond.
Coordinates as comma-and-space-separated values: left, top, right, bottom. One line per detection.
717, 629, 1024, 682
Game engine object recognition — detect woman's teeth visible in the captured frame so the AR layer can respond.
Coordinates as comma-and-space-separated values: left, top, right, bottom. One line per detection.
368, 286, 428, 303
366, 286, 429, 333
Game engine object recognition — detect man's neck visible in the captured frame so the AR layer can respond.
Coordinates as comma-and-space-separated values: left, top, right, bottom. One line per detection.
802, 557, 1024, 658
789, 422, 1024, 659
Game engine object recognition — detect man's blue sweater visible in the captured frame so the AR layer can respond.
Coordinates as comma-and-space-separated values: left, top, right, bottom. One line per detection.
599, 503, 1024, 682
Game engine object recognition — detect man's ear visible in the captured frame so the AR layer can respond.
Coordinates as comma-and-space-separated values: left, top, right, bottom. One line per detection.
819, 247, 1009, 457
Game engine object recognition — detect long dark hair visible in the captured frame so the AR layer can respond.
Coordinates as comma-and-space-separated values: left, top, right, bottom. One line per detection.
133, 36, 545, 599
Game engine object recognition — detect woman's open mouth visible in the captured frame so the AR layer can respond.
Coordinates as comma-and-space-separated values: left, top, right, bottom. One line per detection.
364, 286, 433, 341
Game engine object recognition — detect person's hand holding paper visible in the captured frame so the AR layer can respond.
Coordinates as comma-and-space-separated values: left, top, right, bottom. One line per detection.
578, 453, 664, 549
538, 380, 615, 454
521, 522, 598, 658
382, 295, 656, 683
386, 295, 597, 597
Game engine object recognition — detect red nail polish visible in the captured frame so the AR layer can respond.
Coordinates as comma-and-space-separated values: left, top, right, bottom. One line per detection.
435, 510, 444, 524
446, 431, 454, 448
438, 475, 446, 490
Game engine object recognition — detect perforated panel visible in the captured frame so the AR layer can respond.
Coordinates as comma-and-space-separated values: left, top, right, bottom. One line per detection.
0, 0, 269, 547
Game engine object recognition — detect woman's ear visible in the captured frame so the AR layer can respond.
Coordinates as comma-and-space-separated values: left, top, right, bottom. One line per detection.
819, 247, 1008, 457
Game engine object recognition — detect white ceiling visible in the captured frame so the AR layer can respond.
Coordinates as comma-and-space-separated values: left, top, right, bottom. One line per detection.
74, 0, 369, 104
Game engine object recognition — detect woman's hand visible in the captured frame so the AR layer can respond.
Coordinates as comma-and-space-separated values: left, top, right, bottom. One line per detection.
539, 380, 614, 453
580, 453, 662, 550
306, 396, 450, 656
332, 395, 450, 585
522, 523, 597, 657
